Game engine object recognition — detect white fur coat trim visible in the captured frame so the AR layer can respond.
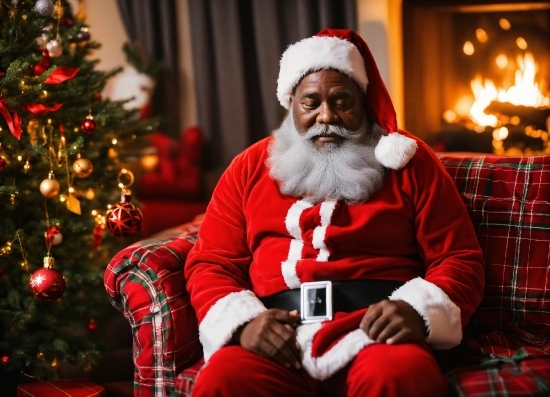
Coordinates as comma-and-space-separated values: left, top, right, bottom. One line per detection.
296, 322, 376, 380
375, 133, 417, 170
277, 36, 368, 109
389, 277, 462, 349
199, 290, 266, 361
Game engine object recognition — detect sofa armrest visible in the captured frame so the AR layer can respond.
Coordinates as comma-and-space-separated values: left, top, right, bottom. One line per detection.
104, 220, 203, 397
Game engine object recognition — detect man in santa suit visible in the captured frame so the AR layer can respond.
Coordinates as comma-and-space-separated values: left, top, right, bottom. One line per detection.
185, 29, 484, 397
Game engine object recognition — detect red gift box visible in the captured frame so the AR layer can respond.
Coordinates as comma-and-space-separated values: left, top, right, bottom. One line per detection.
17, 378, 106, 397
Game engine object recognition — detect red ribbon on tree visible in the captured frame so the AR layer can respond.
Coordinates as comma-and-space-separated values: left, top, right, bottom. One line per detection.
0, 97, 22, 140
23, 103, 63, 115
43, 66, 80, 84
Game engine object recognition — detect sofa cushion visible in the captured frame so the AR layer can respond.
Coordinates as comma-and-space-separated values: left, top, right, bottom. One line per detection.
439, 155, 550, 358
446, 349, 550, 397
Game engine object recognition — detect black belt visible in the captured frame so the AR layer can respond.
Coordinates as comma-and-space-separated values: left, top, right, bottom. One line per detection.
260, 280, 404, 314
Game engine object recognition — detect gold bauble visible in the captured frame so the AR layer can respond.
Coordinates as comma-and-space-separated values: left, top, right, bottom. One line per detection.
40, 173, 61, 198
72, 157, 93, 178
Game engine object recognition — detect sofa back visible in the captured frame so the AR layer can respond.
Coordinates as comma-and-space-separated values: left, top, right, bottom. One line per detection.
439, 154, 550, 358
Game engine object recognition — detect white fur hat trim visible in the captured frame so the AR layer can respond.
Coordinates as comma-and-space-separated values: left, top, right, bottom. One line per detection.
277, 36, 368, 109
375, 133, 418, 170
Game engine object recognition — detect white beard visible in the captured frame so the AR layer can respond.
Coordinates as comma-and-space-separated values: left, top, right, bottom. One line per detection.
267, 109, 385, 204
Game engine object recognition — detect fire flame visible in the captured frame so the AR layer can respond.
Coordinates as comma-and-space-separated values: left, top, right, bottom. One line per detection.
469, 52, 550, 127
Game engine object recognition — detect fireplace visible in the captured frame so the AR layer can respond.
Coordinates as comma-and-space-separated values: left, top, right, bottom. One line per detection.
402, 0, 550, 155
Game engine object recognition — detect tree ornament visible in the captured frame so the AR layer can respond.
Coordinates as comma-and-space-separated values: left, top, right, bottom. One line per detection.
45, 225, 63, 246
81, 115, 96, 134
46, 38, 63, 58
72, 155, 93, 178
29, 256, 65, 302
40, 172, 61, 198
106, 169, 143, 238
34, 0, 55, 16
77, 27, 90, 42
0, 156, 6, 172
23, 159, 31, 173
1, 354, 10, 364
87, 318, 97, 331
33, 50, 51, 75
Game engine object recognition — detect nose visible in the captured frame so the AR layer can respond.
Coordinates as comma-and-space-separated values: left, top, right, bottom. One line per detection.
316, 102, 339, 125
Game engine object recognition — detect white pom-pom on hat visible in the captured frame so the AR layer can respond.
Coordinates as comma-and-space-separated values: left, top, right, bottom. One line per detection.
277, 29, 417, 169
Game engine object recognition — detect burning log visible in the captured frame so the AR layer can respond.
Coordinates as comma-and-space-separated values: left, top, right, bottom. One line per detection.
486, 101, 550, 130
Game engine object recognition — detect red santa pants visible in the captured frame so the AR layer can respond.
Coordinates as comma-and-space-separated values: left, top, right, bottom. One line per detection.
192, 343, 449, 397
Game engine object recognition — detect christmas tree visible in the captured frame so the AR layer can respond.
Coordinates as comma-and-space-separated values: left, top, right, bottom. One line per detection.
0, 0, 157, 386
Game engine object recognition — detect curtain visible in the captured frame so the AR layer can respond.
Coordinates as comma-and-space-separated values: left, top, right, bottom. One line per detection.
188, 0, 356, 171
116, 0, 180, 138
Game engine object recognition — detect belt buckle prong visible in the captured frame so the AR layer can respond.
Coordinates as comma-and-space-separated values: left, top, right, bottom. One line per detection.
300, 281, 333, 323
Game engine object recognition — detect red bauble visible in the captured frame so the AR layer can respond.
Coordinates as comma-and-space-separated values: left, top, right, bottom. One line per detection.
87, 319, 98, 331
81, 116, 97, 134
106, 194, 143, 238
29, 262, 65, 302
1, 354, 10, 364
45, 225, 63, 246
0, 157, 6, 172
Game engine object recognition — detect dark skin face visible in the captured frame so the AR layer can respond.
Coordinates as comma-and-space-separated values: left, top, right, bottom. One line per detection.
291, 69, 365, 150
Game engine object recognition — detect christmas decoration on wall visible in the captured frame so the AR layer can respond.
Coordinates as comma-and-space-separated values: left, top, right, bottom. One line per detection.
29, 256, 66, 302
105, 169, 143, 238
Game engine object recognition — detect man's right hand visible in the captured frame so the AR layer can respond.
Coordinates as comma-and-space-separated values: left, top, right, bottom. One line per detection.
234, 309, 302, 370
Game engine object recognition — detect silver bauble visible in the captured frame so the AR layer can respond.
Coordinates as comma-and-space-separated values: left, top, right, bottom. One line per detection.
46, 39, 63, 57
34, 0, 55, 16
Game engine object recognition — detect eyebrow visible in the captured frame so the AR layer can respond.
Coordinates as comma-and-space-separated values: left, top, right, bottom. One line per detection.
299, 90, 353, 100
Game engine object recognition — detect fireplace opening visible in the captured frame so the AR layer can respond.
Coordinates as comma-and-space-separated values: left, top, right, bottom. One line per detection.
402, 1, 550, 155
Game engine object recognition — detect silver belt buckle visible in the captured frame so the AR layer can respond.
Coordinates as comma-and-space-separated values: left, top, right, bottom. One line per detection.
300, 281, 333, 323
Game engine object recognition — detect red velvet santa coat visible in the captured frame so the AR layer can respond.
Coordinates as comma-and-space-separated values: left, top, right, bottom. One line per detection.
185, 130, 484, 380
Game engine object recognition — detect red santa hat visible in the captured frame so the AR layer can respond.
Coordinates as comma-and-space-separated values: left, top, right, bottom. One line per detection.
277, 29, 417, 170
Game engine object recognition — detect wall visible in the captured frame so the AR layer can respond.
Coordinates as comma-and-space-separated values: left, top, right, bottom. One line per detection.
70, 0, 198, 132
357, 0, 404, 129
80, 0, 400, 134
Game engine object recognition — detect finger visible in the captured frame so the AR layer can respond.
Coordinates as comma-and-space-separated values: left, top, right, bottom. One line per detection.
386, 328, 414, 345
374, 320, 403, 344
265, 323, 301, 369
360, 305, 383, 335
366, 313, 391, 342
270, 308, 300, 328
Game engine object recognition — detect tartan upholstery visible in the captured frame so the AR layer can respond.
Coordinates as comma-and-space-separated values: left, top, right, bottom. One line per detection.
104, 154, 550, 397
440, 155, 550, 396
104, 220, 203, 397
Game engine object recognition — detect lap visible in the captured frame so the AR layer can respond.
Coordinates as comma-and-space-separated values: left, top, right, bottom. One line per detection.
193, 343, 449, 397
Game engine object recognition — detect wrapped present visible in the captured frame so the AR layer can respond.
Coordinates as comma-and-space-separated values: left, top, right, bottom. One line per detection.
17, 378, 105, 397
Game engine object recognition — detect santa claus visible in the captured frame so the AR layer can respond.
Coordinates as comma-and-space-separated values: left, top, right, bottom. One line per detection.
185, 29, 484, 397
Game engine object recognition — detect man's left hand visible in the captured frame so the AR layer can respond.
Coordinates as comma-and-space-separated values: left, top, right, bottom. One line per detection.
360, 300, 426, 344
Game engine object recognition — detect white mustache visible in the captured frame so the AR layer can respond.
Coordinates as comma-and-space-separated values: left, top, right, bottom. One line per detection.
301, 120, 366, 140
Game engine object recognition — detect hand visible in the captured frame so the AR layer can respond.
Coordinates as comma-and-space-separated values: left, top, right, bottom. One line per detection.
234, 309, 302, 369
360, 300, 426, 345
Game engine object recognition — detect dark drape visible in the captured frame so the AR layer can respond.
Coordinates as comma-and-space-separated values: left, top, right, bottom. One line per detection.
116, 0, 180, 138
188, 0, 356, 171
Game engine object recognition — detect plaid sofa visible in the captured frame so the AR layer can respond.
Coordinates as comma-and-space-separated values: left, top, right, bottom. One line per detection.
104, 154, 550, 397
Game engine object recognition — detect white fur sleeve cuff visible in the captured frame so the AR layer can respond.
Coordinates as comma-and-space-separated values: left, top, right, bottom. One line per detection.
199, 290, 266, 361
389, 277, 462, 349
